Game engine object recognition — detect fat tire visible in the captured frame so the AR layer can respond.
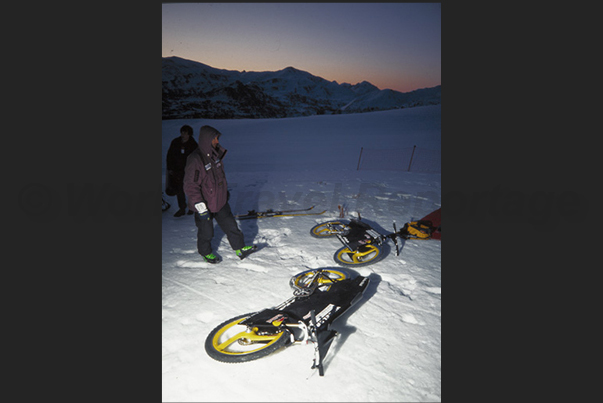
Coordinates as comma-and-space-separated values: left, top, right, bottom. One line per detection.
205, 312, 291, 363
290, 268, 351, 291
333, 244, 384, 267
310, 220, 350, 238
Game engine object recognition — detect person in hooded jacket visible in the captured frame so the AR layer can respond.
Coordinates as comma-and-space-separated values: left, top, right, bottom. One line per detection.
183, 125, 257, 263
166, 124, 198, 217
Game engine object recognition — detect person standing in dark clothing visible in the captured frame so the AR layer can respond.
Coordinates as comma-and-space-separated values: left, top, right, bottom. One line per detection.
183, 125, 257, 263
166, 124, 198, 217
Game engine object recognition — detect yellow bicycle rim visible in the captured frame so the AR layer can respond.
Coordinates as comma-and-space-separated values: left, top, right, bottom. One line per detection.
211, 317, 286, 356
337, 245, 380, 264
312, 221, 348, 236
292, 269, 348, 288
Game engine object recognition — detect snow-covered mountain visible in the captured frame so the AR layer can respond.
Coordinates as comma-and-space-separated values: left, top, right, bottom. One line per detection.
162, 56, 441, 119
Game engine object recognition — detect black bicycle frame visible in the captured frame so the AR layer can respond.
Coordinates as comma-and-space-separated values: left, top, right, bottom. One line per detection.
239, 275, 370, 375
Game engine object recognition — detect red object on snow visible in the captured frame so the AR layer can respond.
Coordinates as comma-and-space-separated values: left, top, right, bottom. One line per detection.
420, 208, 441, 240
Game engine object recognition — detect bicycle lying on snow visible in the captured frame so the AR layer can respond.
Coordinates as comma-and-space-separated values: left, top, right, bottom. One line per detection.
204, 268, 369, 376
310, 216, 438, 267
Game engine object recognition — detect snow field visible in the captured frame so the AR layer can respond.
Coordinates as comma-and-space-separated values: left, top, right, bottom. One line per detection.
162, 106, 441, 402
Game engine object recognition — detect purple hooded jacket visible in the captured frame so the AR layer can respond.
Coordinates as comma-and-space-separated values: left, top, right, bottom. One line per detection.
183, 126, 228, 213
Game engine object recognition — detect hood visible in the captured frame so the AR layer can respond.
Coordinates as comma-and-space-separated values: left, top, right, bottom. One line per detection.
198, 125, 226, 159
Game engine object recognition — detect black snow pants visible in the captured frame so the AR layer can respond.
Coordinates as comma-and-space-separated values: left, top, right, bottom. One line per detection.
194, 201, 245, 256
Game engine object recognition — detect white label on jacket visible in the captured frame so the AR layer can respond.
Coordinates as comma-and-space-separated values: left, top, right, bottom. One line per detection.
204, 163, 212, 171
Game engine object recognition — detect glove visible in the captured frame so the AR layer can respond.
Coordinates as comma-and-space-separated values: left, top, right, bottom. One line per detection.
195, 202, 209, 219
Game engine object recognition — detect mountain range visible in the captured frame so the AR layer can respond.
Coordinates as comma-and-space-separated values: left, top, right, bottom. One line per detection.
162, 56, 441, 119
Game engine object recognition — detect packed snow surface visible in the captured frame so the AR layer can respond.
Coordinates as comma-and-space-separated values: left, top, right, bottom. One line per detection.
162, 105, 441, 402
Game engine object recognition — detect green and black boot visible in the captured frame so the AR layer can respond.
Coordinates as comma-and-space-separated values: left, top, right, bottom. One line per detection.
203, 253, 221, 264
235, 245, 258, 260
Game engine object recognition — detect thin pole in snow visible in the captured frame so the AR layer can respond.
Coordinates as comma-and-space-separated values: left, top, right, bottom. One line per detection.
356, 147, 364, 170
408, 145, 416, 172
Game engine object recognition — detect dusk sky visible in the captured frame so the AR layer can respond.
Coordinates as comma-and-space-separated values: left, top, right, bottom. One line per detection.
162, 3, 441, 93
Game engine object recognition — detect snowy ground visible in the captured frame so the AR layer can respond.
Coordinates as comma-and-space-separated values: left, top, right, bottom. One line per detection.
162, 106, 441, 402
